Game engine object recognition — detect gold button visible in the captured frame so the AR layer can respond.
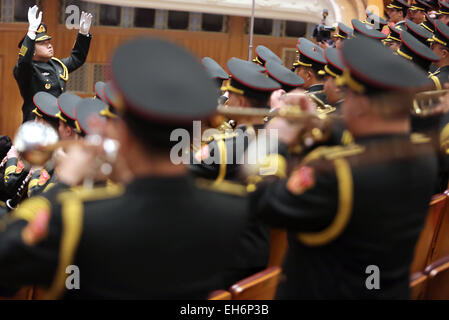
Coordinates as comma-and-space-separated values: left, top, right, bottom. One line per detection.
45, 83, 51, 90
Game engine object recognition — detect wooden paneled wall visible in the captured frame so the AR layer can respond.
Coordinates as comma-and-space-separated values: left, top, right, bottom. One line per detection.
0, 0, 361, 138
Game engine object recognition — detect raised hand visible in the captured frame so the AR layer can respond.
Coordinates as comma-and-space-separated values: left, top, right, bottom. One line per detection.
79, 11, 93, 35
27, 5, 42, 33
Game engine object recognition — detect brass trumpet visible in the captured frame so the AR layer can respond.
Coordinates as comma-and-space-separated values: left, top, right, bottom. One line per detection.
412, 89, 449, 117
216, 105, 333, 147
13, 121, 119, 188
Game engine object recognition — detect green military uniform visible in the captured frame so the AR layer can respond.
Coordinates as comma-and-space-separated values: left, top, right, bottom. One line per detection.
14, 24, 91, 122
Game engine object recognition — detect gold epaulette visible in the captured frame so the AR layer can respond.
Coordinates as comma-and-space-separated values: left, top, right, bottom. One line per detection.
44, 183, 125, 300
51, 57, 69, 81
411, 133, 431, 144
195, 178, 247, 197
57, 183, 125, 203
302, 144, 365, 164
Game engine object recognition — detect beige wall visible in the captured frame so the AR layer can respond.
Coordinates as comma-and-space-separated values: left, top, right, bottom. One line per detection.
0, 0, 365, 138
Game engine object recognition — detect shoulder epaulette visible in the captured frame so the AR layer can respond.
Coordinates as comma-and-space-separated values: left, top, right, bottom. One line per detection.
51, 57, 68, 81
195, 178, 247, 197
303, 144, 365, 164
411, 133, 431, 144
57, 183, 125, 203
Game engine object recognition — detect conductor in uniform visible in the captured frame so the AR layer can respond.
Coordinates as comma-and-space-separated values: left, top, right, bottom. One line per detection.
14, 5, 93, 123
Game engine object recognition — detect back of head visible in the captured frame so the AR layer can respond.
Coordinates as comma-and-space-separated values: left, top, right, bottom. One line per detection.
110, 38, 218, 152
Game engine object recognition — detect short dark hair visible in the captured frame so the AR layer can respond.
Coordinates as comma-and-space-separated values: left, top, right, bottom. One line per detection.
123, 111, 193, 155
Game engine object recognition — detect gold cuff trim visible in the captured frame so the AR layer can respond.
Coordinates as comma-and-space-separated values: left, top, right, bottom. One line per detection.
297, 157, 353, 246
397, 48, 413, 60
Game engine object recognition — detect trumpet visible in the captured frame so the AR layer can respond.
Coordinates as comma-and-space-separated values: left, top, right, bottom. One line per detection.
216, 105, 333, 147
412, 89, 449, 117
13, 121, 119, 188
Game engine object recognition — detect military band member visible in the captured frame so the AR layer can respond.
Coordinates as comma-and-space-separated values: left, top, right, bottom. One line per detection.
94, 81, 119, 119
429, 20, 449, 89
439, 0, 449, 25
27, 92, 62, 198
386, 0, 411, 30
409, 0, 432, 25
14, 6, 92, 122
191, 57, 281, 286
265, 60, 304, 93
251, 36, 437, 299
333, 22, 354, 50
383, 25, 402, 51
422, 12, 437, 33
201, 57, 230, 106
253, 45, 283, 66
293, 38, 329, 110
56, 92, 82, 140
323, 47, 345, 114
0, 37, 250, 299
405, 19, 434, 46
365, 10, 388, 32
396, 31, 440, 71
352, 19, 388, 41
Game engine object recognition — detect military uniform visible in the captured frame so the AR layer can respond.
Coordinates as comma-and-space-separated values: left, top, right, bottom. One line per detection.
428, 20, 449, 89
251, 36, 438, 299
0, 38, 251, 299
27, 168, 56, 198
14, 24, 91, 122
192, 57, 281, 286
252, 136, 437, 299
294, 38, 331, 111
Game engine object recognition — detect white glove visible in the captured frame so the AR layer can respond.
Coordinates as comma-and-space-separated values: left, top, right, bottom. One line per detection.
79, 11, 93, 35
27, 5, 42, 33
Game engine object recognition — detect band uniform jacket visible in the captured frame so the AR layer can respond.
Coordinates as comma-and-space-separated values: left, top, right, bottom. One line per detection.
14, 33, 91, 122
429, 66, 449, 91
251, 134, 438, 299
189, 124, 272, 286
0, 175, 249, 299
